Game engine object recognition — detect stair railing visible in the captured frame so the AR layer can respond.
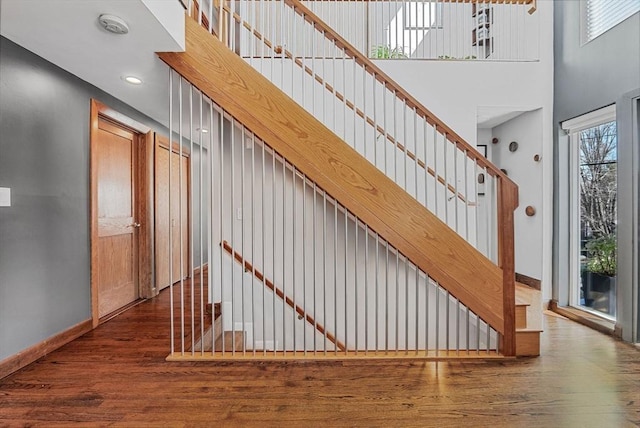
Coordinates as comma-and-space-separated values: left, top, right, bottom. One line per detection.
303, 0, 539, 61
165, 69, 499, 358
182, 0, 518, 356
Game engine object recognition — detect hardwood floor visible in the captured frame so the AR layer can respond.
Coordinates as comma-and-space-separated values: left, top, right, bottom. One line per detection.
1, 289, 639, 427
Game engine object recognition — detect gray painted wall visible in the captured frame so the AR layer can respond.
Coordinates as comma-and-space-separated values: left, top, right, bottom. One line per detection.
552, 3, 640, 341
0, 36, 169, 361
554, 4, 640, 123
616, 89, 640, 342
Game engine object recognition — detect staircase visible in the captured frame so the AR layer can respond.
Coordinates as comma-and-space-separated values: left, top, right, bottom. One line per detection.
160, 0, 541, 359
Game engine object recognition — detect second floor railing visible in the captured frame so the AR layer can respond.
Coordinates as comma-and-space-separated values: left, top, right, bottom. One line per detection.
304, 0, 539, 61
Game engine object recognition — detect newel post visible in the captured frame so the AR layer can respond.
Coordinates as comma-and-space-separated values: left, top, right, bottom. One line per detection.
497, 179, 518, 357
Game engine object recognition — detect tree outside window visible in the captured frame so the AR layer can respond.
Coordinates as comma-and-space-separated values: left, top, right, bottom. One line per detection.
579, 121, 617, 240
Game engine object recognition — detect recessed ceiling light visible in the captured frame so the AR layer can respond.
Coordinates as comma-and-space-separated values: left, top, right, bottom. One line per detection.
98, 14, 130, 35
123, 76, 143, 85
196, 128, 209, 133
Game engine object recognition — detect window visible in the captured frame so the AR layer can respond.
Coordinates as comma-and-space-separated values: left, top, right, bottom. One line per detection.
403, 2, 443, 30
562, 105, 618, 319
581, 0, 640, 44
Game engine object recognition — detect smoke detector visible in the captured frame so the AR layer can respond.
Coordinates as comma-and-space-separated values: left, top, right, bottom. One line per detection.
98, 14, 129, 35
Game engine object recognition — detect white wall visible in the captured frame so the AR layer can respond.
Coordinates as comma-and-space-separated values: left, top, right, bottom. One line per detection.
490, 109, 544, 280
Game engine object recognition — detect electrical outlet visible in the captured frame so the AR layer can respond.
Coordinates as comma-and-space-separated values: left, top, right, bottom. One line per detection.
0, 187, 11, 207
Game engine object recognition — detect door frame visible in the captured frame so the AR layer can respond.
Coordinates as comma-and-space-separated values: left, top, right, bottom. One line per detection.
561, 104, 617, 318
89, 99, 154, 327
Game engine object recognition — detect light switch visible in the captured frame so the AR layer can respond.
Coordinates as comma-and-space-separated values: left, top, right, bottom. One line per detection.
0, 187, 10, 207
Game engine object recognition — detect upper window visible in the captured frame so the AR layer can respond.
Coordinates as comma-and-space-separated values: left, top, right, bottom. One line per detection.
581, 0, 640, 44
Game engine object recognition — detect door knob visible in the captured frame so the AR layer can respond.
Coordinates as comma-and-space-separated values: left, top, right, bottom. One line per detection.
133, 222, 141, 228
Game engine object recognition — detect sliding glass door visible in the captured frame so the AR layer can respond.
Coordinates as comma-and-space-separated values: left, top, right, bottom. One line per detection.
565, 106, 618, 320
578, 121, 617, 318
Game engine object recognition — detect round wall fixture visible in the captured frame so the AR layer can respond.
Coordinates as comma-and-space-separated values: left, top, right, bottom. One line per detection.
534, 154, 541, 162
492, 137, 499, 144
509, 141, 519, 152
525, 206, 536, 217
99, 14, 130, 35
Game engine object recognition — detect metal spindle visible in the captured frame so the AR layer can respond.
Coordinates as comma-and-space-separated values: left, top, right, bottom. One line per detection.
241, 124, 246, 356
302, 171, 307, 355
230, 117, 235, 355
282, 152, 286, 356
251, 132, 256, 355
179, 76, 185, 356
435, 282, 439, 356
219, 104, 225, 356
414, 263, 419, 355
385, 241, 389, 353
292, 162, 297, 355
313, 181, 317, 354
272, 144, 276, 355
169, 70, 175, 356
334, 193, 338, 356
208, 100, 214, 356
323, 190, 327, 354
395, 247, 399, 354
424, 271, 429, 356
404, 256, 408, 354
364, 224, 369, 354
446, 290, 450, 352
355, 217, 359, 353
198, 90, 204, 357
344, 206, 348, 355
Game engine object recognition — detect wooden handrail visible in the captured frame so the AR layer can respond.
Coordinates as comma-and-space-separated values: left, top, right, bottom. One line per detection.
222, 241, 347, 352
159, 17, 507, 333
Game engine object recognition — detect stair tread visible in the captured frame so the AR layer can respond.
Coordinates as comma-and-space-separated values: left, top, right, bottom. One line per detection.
515, 282, 543, 331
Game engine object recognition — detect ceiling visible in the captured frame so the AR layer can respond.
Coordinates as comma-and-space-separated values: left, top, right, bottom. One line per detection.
0, 0, 185, 128
0, 1, 538, 135
477, 107, 536, 129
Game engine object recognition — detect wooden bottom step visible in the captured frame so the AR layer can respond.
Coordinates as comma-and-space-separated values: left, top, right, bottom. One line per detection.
192, 327, 245, 352
515, 303, 529, 329
516, 329, 541, 357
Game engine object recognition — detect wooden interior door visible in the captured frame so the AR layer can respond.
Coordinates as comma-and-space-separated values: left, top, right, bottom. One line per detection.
96, 117, 140, 318
155, 138, 190, 290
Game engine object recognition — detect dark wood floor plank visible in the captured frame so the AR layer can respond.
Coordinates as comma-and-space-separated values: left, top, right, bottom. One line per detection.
1, 289, 639, 427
